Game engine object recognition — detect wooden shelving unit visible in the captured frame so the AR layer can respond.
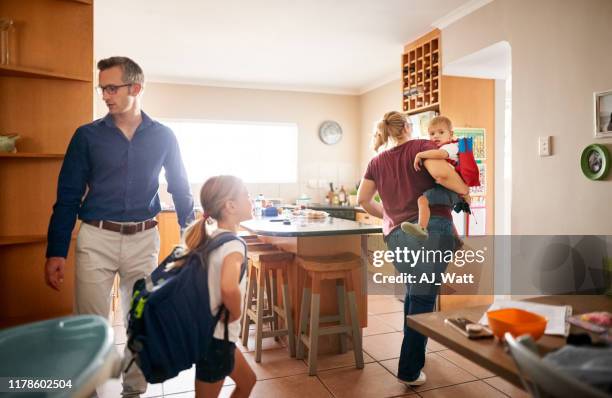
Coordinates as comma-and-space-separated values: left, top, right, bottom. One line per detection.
402, 29, 441, 114
0, 0, 93, 328
0, 64, 91, 82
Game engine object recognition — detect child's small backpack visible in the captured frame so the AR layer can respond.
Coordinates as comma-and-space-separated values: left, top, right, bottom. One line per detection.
125, 232, 247, 383
455, 137, 480, 187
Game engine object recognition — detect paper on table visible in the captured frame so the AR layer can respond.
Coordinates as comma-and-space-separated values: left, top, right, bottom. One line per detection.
479, 300, 573, 336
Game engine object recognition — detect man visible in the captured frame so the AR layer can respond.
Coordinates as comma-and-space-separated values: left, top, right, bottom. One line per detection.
44, 56, 194, 397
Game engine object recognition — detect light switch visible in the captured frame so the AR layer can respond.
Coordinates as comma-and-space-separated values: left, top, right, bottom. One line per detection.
538, 136, 551, 157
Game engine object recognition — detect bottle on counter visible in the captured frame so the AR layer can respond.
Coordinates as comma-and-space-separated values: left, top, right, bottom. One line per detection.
254, 193, 265, 216
338, 185, 347, 206
332, 188, 340, 205
326, 183, 334, 205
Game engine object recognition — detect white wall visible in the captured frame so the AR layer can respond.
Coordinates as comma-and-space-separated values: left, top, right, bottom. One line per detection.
96, 83, 361, 205
443, 0, 612, 235
357, 79, 402, 173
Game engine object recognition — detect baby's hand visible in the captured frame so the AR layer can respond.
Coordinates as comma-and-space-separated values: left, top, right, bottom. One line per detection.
462, 194, 472, 204
414, 154, 423, 171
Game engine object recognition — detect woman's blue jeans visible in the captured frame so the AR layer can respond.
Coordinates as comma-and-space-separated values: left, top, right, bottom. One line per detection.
385, 216, 456, 381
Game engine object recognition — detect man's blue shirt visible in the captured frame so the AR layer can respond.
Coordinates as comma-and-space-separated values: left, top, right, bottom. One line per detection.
46, 111, 194, 258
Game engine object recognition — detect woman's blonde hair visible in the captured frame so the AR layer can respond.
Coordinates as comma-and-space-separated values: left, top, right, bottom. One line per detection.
168, 175, 245, 270
373, 111, 410, 151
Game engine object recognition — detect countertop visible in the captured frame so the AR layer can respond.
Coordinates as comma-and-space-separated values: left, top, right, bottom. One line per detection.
240, 216, 381, 237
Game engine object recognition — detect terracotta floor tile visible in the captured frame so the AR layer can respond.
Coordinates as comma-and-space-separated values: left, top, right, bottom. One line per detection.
363, 314, 396, 336
302, 350, 376, 371
484, 377, 530, 398
242, 347, 309, 380
362, 331, 403, 361
163, 365, 195, 395
237, 328, 288, 353
379, 352, 476, 392
367, 296, 405, 315
376, 311, 406, 331
425, 339, 447, 353
419, 380, 507, 398
249, 374, 332, 398
436, 350, 494, 379
318, 362, 416, 398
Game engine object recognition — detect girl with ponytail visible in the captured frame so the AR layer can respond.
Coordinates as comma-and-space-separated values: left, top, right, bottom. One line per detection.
183, 175, 256, 398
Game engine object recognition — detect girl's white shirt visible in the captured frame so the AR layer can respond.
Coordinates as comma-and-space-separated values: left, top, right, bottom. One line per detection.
207, 228, 247, 342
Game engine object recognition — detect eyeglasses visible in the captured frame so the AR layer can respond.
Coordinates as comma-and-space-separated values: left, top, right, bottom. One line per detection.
96, 84, 132, 95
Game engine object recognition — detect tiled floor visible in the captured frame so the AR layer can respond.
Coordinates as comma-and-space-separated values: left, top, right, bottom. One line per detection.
98, 295, 529, 398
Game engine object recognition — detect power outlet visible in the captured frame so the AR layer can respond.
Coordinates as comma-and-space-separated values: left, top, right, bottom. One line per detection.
538, 136, 551, 157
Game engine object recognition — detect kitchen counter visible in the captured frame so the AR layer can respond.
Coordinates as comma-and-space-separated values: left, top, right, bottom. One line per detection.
241, 216, 382, 354
240, 216, 381, 237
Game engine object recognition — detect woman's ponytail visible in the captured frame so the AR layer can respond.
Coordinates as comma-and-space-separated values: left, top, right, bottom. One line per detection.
373, 111, 409, 151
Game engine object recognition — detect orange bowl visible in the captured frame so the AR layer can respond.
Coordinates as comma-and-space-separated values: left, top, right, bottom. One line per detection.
486, 308, 547, 340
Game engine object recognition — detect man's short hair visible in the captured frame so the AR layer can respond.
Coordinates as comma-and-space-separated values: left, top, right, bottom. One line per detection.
429, 115, 453, 132
97, 56, 144, 85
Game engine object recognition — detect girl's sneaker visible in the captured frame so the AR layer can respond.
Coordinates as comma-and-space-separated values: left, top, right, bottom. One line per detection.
401, 222, 428, 239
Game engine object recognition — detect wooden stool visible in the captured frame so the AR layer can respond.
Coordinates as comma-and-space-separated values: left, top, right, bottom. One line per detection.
241, 248, 296, 362
238, 233, 260, 242
296, 253, 364, 375
239, 244, 275, 341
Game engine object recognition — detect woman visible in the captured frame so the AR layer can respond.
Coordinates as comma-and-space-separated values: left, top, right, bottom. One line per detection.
357, 111, 468, 386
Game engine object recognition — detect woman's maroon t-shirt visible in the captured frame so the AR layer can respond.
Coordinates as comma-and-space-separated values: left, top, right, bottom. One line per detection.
364, 139, 451, 236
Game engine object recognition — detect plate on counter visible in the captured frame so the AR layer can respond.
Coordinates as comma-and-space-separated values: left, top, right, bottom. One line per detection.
290, 209, 329, 220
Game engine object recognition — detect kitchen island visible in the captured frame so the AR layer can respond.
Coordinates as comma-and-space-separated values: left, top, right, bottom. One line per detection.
240, 216, 382, 353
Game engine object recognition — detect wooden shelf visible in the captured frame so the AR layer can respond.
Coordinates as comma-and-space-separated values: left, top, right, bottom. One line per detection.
405, 103, 440, 115
402, 30, 441, 113
0, 65, 91, 82
0, 152, 64, 159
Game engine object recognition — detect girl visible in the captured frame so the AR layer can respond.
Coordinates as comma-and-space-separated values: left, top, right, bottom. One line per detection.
181, 175, 256, 398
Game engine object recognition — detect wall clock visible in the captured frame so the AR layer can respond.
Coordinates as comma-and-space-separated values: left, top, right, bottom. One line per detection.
319, 120, 342, 145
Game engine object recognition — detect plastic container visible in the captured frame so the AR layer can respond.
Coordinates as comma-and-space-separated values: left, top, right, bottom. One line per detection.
486, 308, 547, 341
254, 194, 264, 216
0, 315, 121, 397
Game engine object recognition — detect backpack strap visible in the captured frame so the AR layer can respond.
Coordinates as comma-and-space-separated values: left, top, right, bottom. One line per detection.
201, 232, 248, 281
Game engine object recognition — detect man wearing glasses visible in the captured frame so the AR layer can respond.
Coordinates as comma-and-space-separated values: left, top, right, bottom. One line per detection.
44, 56, 194, 397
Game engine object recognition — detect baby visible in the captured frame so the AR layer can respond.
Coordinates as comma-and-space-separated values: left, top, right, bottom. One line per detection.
401, 115, 469, 239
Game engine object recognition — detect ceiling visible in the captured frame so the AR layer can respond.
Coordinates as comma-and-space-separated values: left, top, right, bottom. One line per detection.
94, 0, 470, 94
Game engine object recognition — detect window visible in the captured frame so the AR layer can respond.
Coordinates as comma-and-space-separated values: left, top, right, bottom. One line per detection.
161, 119, 298, 184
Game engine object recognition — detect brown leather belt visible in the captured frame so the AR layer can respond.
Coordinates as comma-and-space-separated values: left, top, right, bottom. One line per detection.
83, 219, 158, 235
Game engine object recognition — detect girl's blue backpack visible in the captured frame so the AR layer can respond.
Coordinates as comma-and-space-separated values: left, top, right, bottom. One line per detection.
125, 232, 246, 383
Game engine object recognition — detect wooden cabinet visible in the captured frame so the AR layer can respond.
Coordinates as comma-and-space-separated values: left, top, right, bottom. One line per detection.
402, 29, 441, 114
0, 0, 93, 328
157, 212, 182, 262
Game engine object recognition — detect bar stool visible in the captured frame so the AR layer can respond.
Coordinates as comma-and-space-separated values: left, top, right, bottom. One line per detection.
241, 248, 296, 362
296, 253, 364, 376
238, 233, 260, 242
241, 245, 277, 340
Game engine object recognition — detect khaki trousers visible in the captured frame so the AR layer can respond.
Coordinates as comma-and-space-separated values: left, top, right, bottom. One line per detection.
75, 222, 160, 397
